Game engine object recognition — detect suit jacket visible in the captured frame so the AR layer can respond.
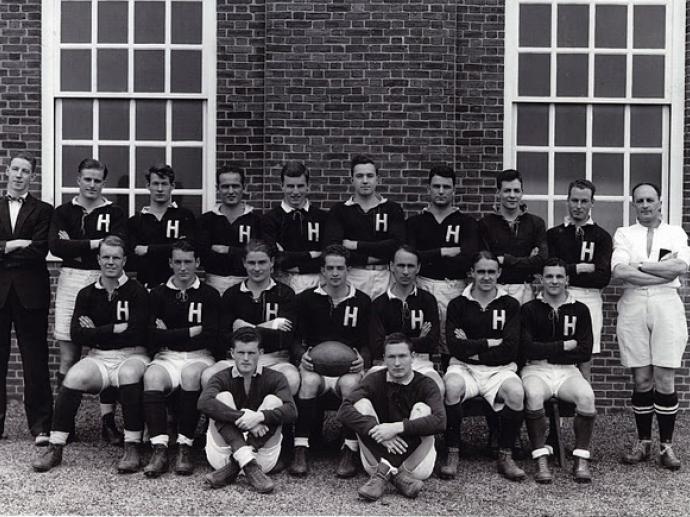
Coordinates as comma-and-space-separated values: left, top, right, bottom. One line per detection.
0, 193, 53, 309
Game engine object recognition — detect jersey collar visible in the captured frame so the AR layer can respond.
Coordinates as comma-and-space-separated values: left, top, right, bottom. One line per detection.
71, 196, 112, 211
280, 200, 311, 213
165, 275, 201, 291
141, 201, 178, 214
344, 194, 387, 208
314, 282, 357, 303
461, 283, 508, 302
536, 291, 576, 308
386, 284, 418, 300
386, 370, 414, 385
95, 273, 128, 290
563, 215, 594, 227
231, 364, 264, 378
211, 203, 255, 216
239, 278, 277, 292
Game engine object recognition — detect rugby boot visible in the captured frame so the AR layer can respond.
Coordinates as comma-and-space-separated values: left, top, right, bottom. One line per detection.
336, 446, 358, 478
288, 446, 309, 476
622, 440, 652, 464
659, 444, 681, 471
390, 469, 423, 499
117, 443, 141, 474
174, 444, 194, 475
101, 413, 124, 446
497, 449, 526, 481
144, 444, 169, 478
572, 457, 592, 483
358, 461, 392, 501
439, 449, 460, 479
243, 459, 275, 493
205, 459, 240, 488
32, 444, 63, 472
534, 455, 553, 484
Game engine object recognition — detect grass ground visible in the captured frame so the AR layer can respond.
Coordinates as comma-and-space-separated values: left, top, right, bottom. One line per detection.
1, 399, 690, 516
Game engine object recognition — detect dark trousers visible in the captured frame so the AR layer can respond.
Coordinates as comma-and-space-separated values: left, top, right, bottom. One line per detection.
0, 288, 53, 436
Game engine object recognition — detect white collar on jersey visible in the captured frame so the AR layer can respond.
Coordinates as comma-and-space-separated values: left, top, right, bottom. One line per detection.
95, 273, 128, 290
71, 196, 112, 211
536, 291, 577, 309
211, 203, 255, 216
239, 278, 277, 293
386, 370, 414, 385
422, 205, 459, 214
314, 282, 357, 304
141, 201, 178, 214
461, 283, 509, 302
281, 200, 311, 213
563, 215, 594, 227
344, 194, 387, 208
231, 364, 264, 378
386, 284, 418, 300
165, 275, 201, 291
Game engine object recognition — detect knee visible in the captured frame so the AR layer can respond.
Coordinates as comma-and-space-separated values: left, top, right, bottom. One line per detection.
63, 370, 89, 391
573, 390, 596, 413
653, 369, 676, 393
280, 366, 301, 396
443, 375, 465, 404
180, 366, 203, 390
143, 366, 169, 391
298, 371, 322, 397
353, 398, 376, 417
117, 364, 144, 386
215, 391, 236, 409
337, 374, 361, 398
502, 383, 525, 410
410, 402, 431, 419
259, 394, 282, 411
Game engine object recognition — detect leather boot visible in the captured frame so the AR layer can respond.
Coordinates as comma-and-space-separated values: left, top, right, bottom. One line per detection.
144, 444, 169, 478
622, 440, 652, 464
534, 455, 553, 484
439, 449, 460, 479
205, 459, 240, 488
117, 442, 141, 474
659, 444, 681, 471
32, 444, 63, 472
289, 446, 309, 477
244, 459, 275, 493
572, 457, 592, 482
390, 469, 423, 498
497, 449, 526, 481
174, 444, 194, 475
358, 461, 392, 501
336, 446, 358, 478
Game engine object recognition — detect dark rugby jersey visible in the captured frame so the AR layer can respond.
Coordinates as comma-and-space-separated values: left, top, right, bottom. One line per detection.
127, 204, 197, 288
445, 286, 520, 366
479, 211, 547, 284
520, 295, 593, 365
324, 196, 405, 267
370, 286, 440, 360
70, 275, 149, 351
149, 277, 221, 357
262, 201, 328, 274
198, 365, 297, 426
406, 209, 481, 280
221, 279, 296, 355
198, 205, 262, 277
295, 283, 372, 366
546, 219, 612, 289
338, 370, 445, 437
49, 199, 127, 270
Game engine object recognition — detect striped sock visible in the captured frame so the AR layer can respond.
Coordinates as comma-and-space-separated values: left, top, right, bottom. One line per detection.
654, 391, 679, 444
631, 390, 654, 441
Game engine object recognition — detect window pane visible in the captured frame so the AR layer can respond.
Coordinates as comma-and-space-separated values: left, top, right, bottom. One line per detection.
61, 1, 91, 43
136, 100, 166, 141
519, 4, 551, 48
554, 105, 586, 147
98, 145, 130, 189
134, 50, 165, 93
525, 200, 547, 226
62, 145, 93, 180
97, 49, 128, 92
61, 50, 91, 92
592, 105, 625, 147
554, 152, 585, 194
135, 147, 166, 187
553, 200, 568, 226
516, 104, 549, 146
594, 55, 626, 98
135, 1, 165, 44
172, 101, 203, 141
99, 100, 129, 141
171, 51, 202, 93
516, 152, 548, 195
556, 54, 588, 97
557, 5, 588, 48
595, 5, 627, 49
630, 154, 662, 190
592, 153, 624, 195
171, 2, 202, 44
632, 55, 665, 98
62, 99, 93, 140
518, 54, 550, 96
633, 5, 666, 49
594, 201, 625, 235
171, 147, 203, 189
630, 106, 663, 148
98, 1, 128, 44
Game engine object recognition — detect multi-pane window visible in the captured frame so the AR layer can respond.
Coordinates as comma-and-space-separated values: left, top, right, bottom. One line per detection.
504, 0, 684, 233
43, 0, 216, 216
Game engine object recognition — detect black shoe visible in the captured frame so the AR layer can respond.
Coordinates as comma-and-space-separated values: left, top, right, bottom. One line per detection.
534, 455, 553, 484
144, 444, 169, 478
289, 446, 309, 477
174, 444, 194, 476
390, 469, 423, 498
101, 414, 124, 447
244, 459, 275, 493
32, 444, 63, 472
497, 449, 526, 482
358, 462, 392, 501
573, 457, 592, 483
439, 449, 460, 480
336, 447, 358, 478
660, 444, 681, 471
117, 443, 141, 474
205, 459, 240, 489
622, 440, 652, 464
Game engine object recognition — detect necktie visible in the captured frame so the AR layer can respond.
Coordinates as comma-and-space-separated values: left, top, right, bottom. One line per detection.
646, 227, 654, 257
5, 194, 24, 203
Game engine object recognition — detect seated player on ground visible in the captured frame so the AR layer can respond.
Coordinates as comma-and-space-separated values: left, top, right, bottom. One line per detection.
32, 236, 150, 473
521, 258, 596, 484
442, 250, 525, 481
198, 327, 297, 493
142, 240, 221, 478
337, 333, 446, 502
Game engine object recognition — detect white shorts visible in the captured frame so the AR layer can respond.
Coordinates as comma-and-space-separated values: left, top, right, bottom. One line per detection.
360, 438, 436, 481
347, 267, 390, 300
521, 362, 583, 398
275, 272, 322, 294
569, 287, 603, 354
54, 267, 102, 341
82, 347, 149, 391
616, 288, 689, 368
150, 349, 215, 390
205, 274, 245, 296
446, 361, 520, 411
216, 350, 297, 378
499, 283, 534, 305
416, 276, 466, 353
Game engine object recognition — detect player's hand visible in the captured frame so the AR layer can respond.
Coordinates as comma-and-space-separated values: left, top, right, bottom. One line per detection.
5, 239, 31, 253
89, 238, 102, 250
267, 317, 293, 332
300, 348, 314, 372
79, 316, 95, 328
342, 239, 357, 250
211, 244, 229, 254
134, 245, 148, 256
309, 251, 322, 259
487, 338, 502, 348
58, 230, 70, 240
576, 263, 595, 274
418, 321, 432, 338
234, 319, 255, 331
454, 328, 467, 340
529, 247, 540, 257
349, 349, 364, 374
369, 422, 403, 442
235, 409, 265, 431
113, 322, 128, 334
381, 437, 408, 455
563, 339, 577, 351
155, 318, 167, 329
249, 423, 269, 438
189, 325, 202, 338
441, 247, 461, 258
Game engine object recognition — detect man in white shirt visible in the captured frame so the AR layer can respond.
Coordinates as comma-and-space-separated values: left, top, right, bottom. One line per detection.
611, 182, 690, 470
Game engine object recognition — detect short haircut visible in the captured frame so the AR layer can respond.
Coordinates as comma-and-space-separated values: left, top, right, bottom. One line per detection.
146, 163, 175, 184
567, 178, 596, 200
321, 244, 350, 267
384, 332, 414, 353
392, 244, 420, 264
470, 250, 500, 268
98, 235, 126, 255
216, 164, 245, 186
171, 239, 197, 258
78, 158, 108, 180
280, 160, 309, 183
231, 327, 262, 348
243, 238, 276, 260
350, 154, 377, 176
496, 169, 522, 190
631, 182, 661, 199
11, 152, 37, 173
543, 257, 568, 272
428, 163, 456, 185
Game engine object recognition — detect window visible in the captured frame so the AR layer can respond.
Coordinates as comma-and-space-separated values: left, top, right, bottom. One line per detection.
42, 0, 217, 216
504, 0, 685, 232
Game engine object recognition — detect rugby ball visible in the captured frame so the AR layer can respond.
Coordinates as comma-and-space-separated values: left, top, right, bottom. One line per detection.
310, 341, 357, 377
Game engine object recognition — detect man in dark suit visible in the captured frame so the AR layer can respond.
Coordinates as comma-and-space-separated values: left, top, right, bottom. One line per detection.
0, 152, 53, 445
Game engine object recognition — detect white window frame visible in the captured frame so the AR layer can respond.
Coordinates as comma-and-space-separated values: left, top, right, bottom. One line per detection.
504, 0, 685, 226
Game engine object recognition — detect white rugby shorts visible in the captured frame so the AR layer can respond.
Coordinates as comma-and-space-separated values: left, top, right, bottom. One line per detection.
416, 276, 466, 352
445, 360, 520, 411
82, 346, 149, 391
150, 349, 215, 390
205, 274, 245, 296
521, 362, 583, 398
